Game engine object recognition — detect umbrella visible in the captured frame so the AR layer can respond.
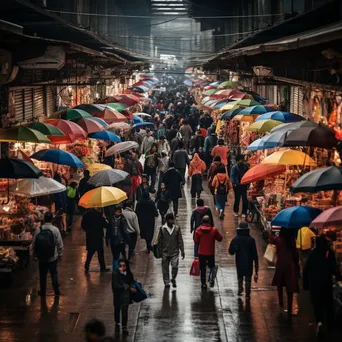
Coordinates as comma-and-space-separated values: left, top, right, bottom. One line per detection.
272, 206, 322, 229
270, 121, 317, 134
31, 149, 84, 168
16, 149, 33, 163
114, 94, 141, 106
105, 141, 139, 156
0, 126, 51, 144
203, 89, 218, 96
246, 136, 268, 151
45, 119, 87, 141
239, 105, 273, 115
10, 177, 66, 197
218, 81, 241, 89
221, 108, 243, 120
203, 85, 216, 91
0, 158, 42, 178
290, 166, 342, 193
262, 150, 317, 166
228, 91, 253, 100
121, 109, 134, 120
78, 186, 127, 208
213, 89, 235, 98
77, 118, 104, 133
209, 81, 220, 87
133, 116, 144, 124
132, 122, 155, 130
73, 104, 103, 115
88, 169, 129, 187
184, 80, 193, 87
241, 164, 286, 184
107, 122, 131, 132
94, 107, 127, 123
255, 111, 304, 123
213, 100, 232, 109
250, 131, 289, 149
248, 119, 283, 132
49, 108, 92, 121
87, 117, 108, 127
134, 113, 152, 118
106, 103, 128, 113
284, 124, 338, 149
220, 100, 253, 111
131, 86, 150, 93
232, 114, 255, 123
24, 122, 65, 136
88, 130, 121, 142
310, 206, 342, 229
87, 163, 112, 176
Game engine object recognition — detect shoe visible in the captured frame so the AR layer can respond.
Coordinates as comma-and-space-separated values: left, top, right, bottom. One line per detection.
122, 327, 129, 336
171, 279, 177, 288
165, 283, 171, 288
38, 290, 46, 297
234, 212, 239, 217
201, 283, 207, 289
209, 280, 215, 288
219, 210, 224, 220
241, 214, 246, 219
100, 268, 110, 272
115, 324, 120, 333
316, 322, 323, 336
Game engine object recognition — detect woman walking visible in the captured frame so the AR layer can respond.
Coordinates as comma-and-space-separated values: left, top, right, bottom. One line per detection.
207, 156, 224, 203
112, 259, 136, 336
136, 174, 155, 202
155, 182, 170, 224
144, 143, 159, 190
188, 153, 206, 199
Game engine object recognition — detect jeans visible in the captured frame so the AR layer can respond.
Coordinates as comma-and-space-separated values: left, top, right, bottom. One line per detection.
110, 242, 126, 269
233, 186, 248, 215
215, 194, 226, 211
39, 260, 59, 294
85, 245, 106, 271
127, 233, 137, 259
238, 275, 252, 296
162, 255, 179, 285
176, 168, 186, 184
148, 172, 157, 188
114, 293, 128, 326
199, 255, 215, 284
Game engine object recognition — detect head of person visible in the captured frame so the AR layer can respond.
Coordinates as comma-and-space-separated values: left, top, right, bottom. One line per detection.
279, 227, 295, 248
84, 318, 106, 342
150, 144, 157, 153
83, 170, 90, 178
172, 124, 178, 130
213, 156, 221, 163
118, 258, 129, 274
196, 129, 202, 136
114, 205, 122, 218
218, 139, 224, 146
142, 174, 149, 184
160, 182, 166, 190
183, 119, 188, 125
217, 166, 226, 174
202, 215, 211, 225
70, 181, 78, 188
124, 200, 133, 209
165, 213, 175, 227
315, 234, 330, 252
169, 161, 175, 168
196, 198, 204, 207
44, 211, 53, 224
159, 136, 166, 144
178, 141, 184, 149
146, 128, 151, 136
161, 150, 167, 157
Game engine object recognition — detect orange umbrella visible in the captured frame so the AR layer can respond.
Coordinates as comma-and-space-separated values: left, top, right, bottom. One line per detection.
241, 164, 286, 184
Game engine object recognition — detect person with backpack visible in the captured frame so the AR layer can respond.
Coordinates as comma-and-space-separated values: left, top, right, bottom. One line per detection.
31, 211, 63, 297
204, 131, 217, 168
144, 143, 159, 190
66, 181, 78, 231
188, 153, 206, 199
155, 182, 170, 224
211, 167, 232, 219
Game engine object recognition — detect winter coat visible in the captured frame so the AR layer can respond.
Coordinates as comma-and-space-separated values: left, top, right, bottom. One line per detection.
204, 135, 217, 153
190, 206, 214, 233
194, 224, 222, 256
229, 228, 258, 277
179, 125, 192, 143
158, 156, 170, 173
141, 136, 155, 154
162, 167, 183, 200
207, 162, 224, 191
230, 163, 249, 186
211, 145, 229, 166
144, 151, 159, 175
105, 215, 130, 246
78, 176, 91, 197
158, 224, 185, 257
188, 153, 206, 177
81, 209, 107, 250
136, 183, 154, 202
112, 269, 134, 306
173, 149, 190, 169
167, 128, 178, 143
135, 198, 158, 241
190, 135, 204, 152
155, 189, 170, 213
157, 141, 171, 155
122, 208, 140, 235
212, 173, 232, 194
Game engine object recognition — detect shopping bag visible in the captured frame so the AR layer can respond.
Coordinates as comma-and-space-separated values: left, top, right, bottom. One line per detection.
152, 239, 162, 259
264, 244, 277, 265
189, 258, 200, 276
130, 281, 147, 303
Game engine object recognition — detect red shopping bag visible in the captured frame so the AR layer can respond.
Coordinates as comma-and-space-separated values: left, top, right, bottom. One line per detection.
190, 258, 200, 276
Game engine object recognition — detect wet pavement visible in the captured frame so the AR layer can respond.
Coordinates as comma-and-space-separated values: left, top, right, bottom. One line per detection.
0, 179, 341, 341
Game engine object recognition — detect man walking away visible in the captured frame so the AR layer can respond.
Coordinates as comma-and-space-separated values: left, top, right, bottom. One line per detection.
158, 213, 185, 288
229, 222, 258, 299
81, 208, 109, 273
79, 170, 91, 198
173, 141, 189, 184
122, 200, 140, 260
32, 211, 63, 296
66, 181, 78, 231
194, 216, 222, 289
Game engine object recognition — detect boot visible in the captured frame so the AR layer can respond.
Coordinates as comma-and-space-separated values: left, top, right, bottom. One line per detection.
245, 280, 252, 299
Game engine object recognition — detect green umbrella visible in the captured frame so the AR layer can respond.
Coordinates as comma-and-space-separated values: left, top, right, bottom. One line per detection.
203, 89, 218, 96
24, 122, 65, 136
235, 99, 261, 107
0, 126, 51, 144
218, 81, 241, 89
106, 103, 128, 113
49, 108, 92, 121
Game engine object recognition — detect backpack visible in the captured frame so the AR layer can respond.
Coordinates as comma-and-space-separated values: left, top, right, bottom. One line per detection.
216, 178, 227, 195
34, 228, 55, 262
146, 154, 156, 169
130, 161, 139, 176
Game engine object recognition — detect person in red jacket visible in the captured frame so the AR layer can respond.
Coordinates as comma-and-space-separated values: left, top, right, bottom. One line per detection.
194, 216, 223, 289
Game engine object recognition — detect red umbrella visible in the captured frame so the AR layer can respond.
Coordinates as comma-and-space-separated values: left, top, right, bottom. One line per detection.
121, 109, 134, 119
45, 119, 87, 142
228, 91, 253, 100
204, 85, 216, 91
77, 118, 104, 133
93, 107, 127, 124
212, 89, 235, 99
310, 206, 342, 229
114, 94, 141, 106
241, 164, 286, 184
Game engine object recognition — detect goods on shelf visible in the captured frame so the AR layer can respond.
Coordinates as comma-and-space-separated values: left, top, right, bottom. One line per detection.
0, 247, 19, 268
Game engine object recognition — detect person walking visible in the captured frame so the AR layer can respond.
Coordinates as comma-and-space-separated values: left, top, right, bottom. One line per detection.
162, 162, 183, 217
122, 201, 140, 260
136, 174, 155, 202
140, 129, 155, 155
228, 222, 259, 299
157, 136, 171, 155
112, 259, 136, 336
157, 150, 170, 189
155, 182, 170, 224
81, 208, 109, 273
144, 143, 159, 190
303, 235, 342, 335
203, 131, 217, 168
179, 119, 192, 150
207, 156, 224, 203
157, 213, 185, 288
194, 216, 222, 289
190, 129, 204, 154
32, 211, 63, 297
230, 155, 249, 218
66, 181, 78, 231
271, 228, 300, 316
173, 141, 189, 184
188, 153, 206, 199
78, 170, 91, 198
135, 192, 158, 252
190, 199, 214, 234
211, 167, 232, 219
211, 139, 229, 168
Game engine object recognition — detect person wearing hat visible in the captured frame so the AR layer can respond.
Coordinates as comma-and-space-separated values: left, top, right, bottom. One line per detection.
229, 222, 258, 299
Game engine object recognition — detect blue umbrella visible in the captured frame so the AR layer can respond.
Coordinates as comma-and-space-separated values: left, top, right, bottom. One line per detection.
271, 206, 322, 229
209, 81, 220, 87
31, 149, 83, 168
247, 131, 288, 150
247, 137, 268, 151
132, 122, 155, 130
214, 100, 231, 109
88, 130, 121, 142
133, 116, 144, 124
239, 105, 274, 115
88, 117, 108, 127
255, 111, 304, 123
221, 107, 243, 120
183, 80, 193, 87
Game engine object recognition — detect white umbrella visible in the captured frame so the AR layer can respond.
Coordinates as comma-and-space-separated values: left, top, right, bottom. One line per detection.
133, 112, 152, 118
105, 141, 139, 156
10, 177, 66, 197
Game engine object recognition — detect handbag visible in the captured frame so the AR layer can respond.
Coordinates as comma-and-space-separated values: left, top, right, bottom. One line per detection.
189, 258, 200, 276
130, 281, 147, 303
152, 242, 162, 259
264, 244, 277, 265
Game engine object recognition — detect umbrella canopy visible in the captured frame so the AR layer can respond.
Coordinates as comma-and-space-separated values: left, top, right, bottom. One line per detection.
232, 114, 255, 123
105, 141, 139, 156
284, 124, 338, 149
93, 107, 127, 123
213, 100, 232, 109
228, 91, 253, 100
0, 158, 42, 178
88, 130, 121, 142
133, 116, 144, 124
132, 122, 155, 130
121, 109, 134, 120
10, 177, 66, 197
87, 163, 112, 176
310, 206, 342, 229
77, 118, 104, 133
131, 86, 150, 93
134, 113, 152, 118
248, 131, 288, 150
203, 85, 216, 91
50, 108, 92, 121
270, 121, 317, 134
220, 100, 257, 111
255, 111, 304, 123
218, 81, 241, 89
45, 119, 87, 141
248, 119, 283, 132
290, 166, 342, 193
239, 105, 273, 115
24, 122, 65, 136
220, 107, 243, 120
16, 149, 33, 163
88, 169, 129, 187
246, 136, 268, 151
241, 164, 286, 184
213, 89, 235, 98
31, 149, 84, 168
0, 126, 51, 144
73, 104, 103, 115
272, 206, 322, 229
78, 186, 127, 208
184, 80, 193, 87
262, 150, 317, 166
107, 122, 131, 132
87, 117, 108, 127
106, 103, 128, 113
209, 81, 220, 87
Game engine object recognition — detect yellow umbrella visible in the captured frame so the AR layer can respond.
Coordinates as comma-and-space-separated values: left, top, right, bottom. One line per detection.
87, 163, 112, 176
262, 149, 317, 166
78, 186, 128, 208
248, 119, 283, 132
232, 114, 255, 123
220, 102, 240, 111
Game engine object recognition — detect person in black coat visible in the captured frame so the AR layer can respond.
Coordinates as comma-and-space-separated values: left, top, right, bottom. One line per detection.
229, 222, 259, 299
81, 208, 109, 273
161, 162, 183, 216
190, 199, 214, 233
155, 182, 170, 224
135, 192, 158, 252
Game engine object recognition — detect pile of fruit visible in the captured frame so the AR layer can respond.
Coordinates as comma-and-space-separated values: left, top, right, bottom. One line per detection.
0, 247, 18, 268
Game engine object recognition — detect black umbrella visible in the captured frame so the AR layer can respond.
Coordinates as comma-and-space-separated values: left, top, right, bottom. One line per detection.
290, 166, 342, 193
0, 158, 43, 179
284, 124, 337, 149
88, 169, 129, 187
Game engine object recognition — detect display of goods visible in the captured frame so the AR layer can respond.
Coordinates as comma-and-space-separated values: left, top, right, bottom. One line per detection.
0, 247, 19, 268
69, 143, 91, 158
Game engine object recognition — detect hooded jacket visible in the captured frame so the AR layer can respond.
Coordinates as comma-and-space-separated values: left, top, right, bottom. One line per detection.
194, 224, 223, 256
190, 206, 214, 233
122, 207, 140, 235
212, 173, 232, 194
188, 153, 206, 177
